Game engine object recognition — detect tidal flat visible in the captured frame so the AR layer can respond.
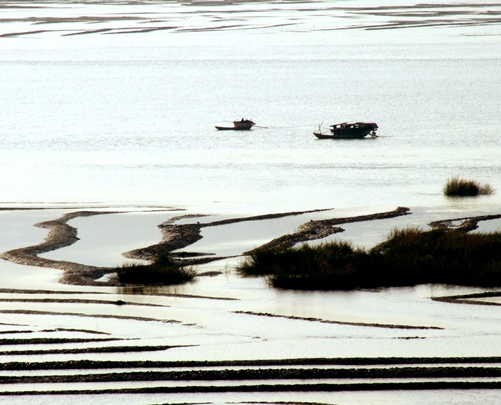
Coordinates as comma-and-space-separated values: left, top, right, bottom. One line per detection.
1, 203, 501, 404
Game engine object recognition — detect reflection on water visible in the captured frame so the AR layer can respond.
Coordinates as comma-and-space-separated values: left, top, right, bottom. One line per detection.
473, 218, 501, 233
1, 2, 501, 213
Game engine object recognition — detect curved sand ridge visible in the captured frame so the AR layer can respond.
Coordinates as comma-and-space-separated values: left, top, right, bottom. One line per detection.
0, 210, 119, 286
2, 207, 501, 286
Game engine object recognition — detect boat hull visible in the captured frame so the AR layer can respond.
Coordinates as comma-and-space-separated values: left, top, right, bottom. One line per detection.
313, 129, 374, 139
215, 126, 253, 131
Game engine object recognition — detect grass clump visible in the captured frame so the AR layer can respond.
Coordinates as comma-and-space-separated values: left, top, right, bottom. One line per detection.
443, 176, 494, 197
237, 228, 501, 290
117, 253, 197, 285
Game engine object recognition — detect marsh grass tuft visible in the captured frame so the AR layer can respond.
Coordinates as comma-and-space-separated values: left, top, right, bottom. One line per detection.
443, 176, 494, 197
117, 253, 197, 285
237, 228, 501, 290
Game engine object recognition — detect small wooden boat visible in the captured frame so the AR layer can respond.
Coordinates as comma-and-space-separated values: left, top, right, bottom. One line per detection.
216, 118, 255, 131
313, 122, 378, 139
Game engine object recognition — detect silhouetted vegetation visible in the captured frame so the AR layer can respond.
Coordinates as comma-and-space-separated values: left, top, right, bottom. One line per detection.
117, 253, 196, 285
237, 227, 501, 290
443, 176, 494, 197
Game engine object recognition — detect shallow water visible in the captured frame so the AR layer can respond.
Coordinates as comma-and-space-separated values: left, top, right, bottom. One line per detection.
38, 210, 174, 266
1, 0, 501, 215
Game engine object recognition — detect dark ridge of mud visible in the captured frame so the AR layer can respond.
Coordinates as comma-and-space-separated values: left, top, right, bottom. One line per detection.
432, 290, 501, 307
0, 345, 188, 357
0, 337, 118, 346
197, 270, 224, 277
43, 328, 110, 335
114, 286, 238, 300
205, 208, 333, 227
336, 18, 501, 32
1, 16, 140, 24
104, 26, 180, 35
0, 331, 31, 335
4, 381, 501, 395
3, 356, 501, 371
0, 288, 109, 295
0, 30, 52, 37
429, 214, 501, 233
0, 287, 237, 301
234, 310, 443, 330
0, 309, 182, 324
245, 206, 410, 253
0, 328, 108, 336
170, 251, 215, 257
2, 365, 501, 384
0, 298, 167, 307
175, 256, 235, 267
123, 224, 203, 260
63, 28, 114, 36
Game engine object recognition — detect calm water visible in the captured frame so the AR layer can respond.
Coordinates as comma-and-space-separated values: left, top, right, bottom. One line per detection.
1, 0, 500, 215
